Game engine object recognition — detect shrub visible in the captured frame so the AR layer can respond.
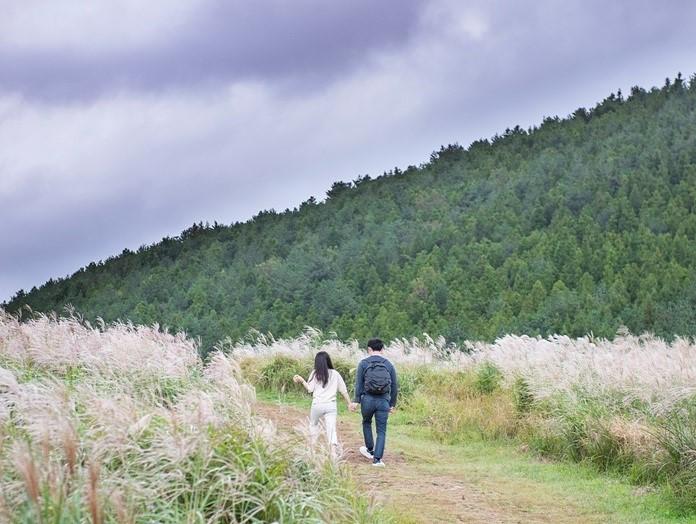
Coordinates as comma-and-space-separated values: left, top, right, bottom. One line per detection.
512, 376, 534, 414
474, 362, 503, 395
257, 355, 311, 392
654, 405, 696, 509
394, 366, 431, 401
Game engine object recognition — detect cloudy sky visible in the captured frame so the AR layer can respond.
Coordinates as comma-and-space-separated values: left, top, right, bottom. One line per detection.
2, 0, 696, 302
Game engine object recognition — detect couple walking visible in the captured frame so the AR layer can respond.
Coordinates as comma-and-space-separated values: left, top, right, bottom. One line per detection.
293, 338, 398, 467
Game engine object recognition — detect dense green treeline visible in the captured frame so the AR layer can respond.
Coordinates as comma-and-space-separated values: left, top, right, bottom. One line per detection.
6, 74, 696, 353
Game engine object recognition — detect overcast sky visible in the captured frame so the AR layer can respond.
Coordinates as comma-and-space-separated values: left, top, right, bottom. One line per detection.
2, 0, 696, 302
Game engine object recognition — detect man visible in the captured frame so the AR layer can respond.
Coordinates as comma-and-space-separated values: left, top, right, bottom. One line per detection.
350, 338, 398, 467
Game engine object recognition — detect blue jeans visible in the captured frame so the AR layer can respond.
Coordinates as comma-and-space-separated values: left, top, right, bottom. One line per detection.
361, 394, 390, 461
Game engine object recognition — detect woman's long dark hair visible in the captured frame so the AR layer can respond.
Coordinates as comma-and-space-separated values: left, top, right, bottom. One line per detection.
311, 351, 334, 387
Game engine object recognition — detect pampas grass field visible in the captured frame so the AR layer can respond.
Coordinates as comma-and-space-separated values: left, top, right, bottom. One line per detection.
4, 310, 696, 521
0, 312, 376, 523
231, 328, 696, 509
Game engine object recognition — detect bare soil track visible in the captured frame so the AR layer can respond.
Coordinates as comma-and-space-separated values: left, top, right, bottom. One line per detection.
256, 402, 601, 524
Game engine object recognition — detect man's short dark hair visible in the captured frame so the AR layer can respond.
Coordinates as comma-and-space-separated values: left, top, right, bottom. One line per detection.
367, 338, 384, 351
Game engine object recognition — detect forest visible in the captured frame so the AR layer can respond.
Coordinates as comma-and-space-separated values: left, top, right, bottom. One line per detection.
6, 75, 696, 354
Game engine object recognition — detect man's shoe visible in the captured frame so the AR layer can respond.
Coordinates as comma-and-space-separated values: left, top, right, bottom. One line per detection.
372, 460, 386, 467
359, 446, 374, 460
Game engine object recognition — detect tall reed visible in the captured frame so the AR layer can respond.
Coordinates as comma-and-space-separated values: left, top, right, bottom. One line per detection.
234, 327, 696, 509
0, 312, 379, 523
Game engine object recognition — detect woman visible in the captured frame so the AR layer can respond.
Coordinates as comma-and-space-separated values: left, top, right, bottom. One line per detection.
293, 351, 351, 455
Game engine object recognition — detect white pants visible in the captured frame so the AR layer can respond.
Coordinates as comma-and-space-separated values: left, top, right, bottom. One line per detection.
309, 402, 338, 447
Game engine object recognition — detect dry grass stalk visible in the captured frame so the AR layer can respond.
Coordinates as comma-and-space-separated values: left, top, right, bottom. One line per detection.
12, 444, 40, 510
109, 489, 133, 524
86, 461, 102, 524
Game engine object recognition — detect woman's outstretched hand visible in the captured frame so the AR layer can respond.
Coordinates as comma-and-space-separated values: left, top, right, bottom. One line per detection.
292, 375, 304, 384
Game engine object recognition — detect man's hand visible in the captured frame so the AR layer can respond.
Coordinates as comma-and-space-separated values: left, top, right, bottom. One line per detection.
349, 402, 359, 412
389, 406, 396, 414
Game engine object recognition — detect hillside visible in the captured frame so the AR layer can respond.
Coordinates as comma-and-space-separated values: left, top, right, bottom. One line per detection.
6, 74, 696, 351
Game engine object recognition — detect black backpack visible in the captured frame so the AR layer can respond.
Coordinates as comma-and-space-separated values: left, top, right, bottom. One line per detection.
363, 358, 392, 395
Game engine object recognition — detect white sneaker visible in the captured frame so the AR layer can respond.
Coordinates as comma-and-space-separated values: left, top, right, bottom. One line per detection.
359, 446, 374, 460
372, 460, 386, 467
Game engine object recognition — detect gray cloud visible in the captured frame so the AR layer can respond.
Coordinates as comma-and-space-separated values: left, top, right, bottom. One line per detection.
2, 0, 696, 301
0, 0, 423, 100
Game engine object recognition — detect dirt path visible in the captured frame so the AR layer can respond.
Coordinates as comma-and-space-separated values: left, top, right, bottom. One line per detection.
255, 401, 601, 524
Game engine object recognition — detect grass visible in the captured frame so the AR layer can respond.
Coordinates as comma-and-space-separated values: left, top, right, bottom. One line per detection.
398, 435, 684, 523
7, 314, 696, 522
0, 312, 383, 523
258, 389, 696, 523
231, 327, 696, 513
247, 349, 696, 521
